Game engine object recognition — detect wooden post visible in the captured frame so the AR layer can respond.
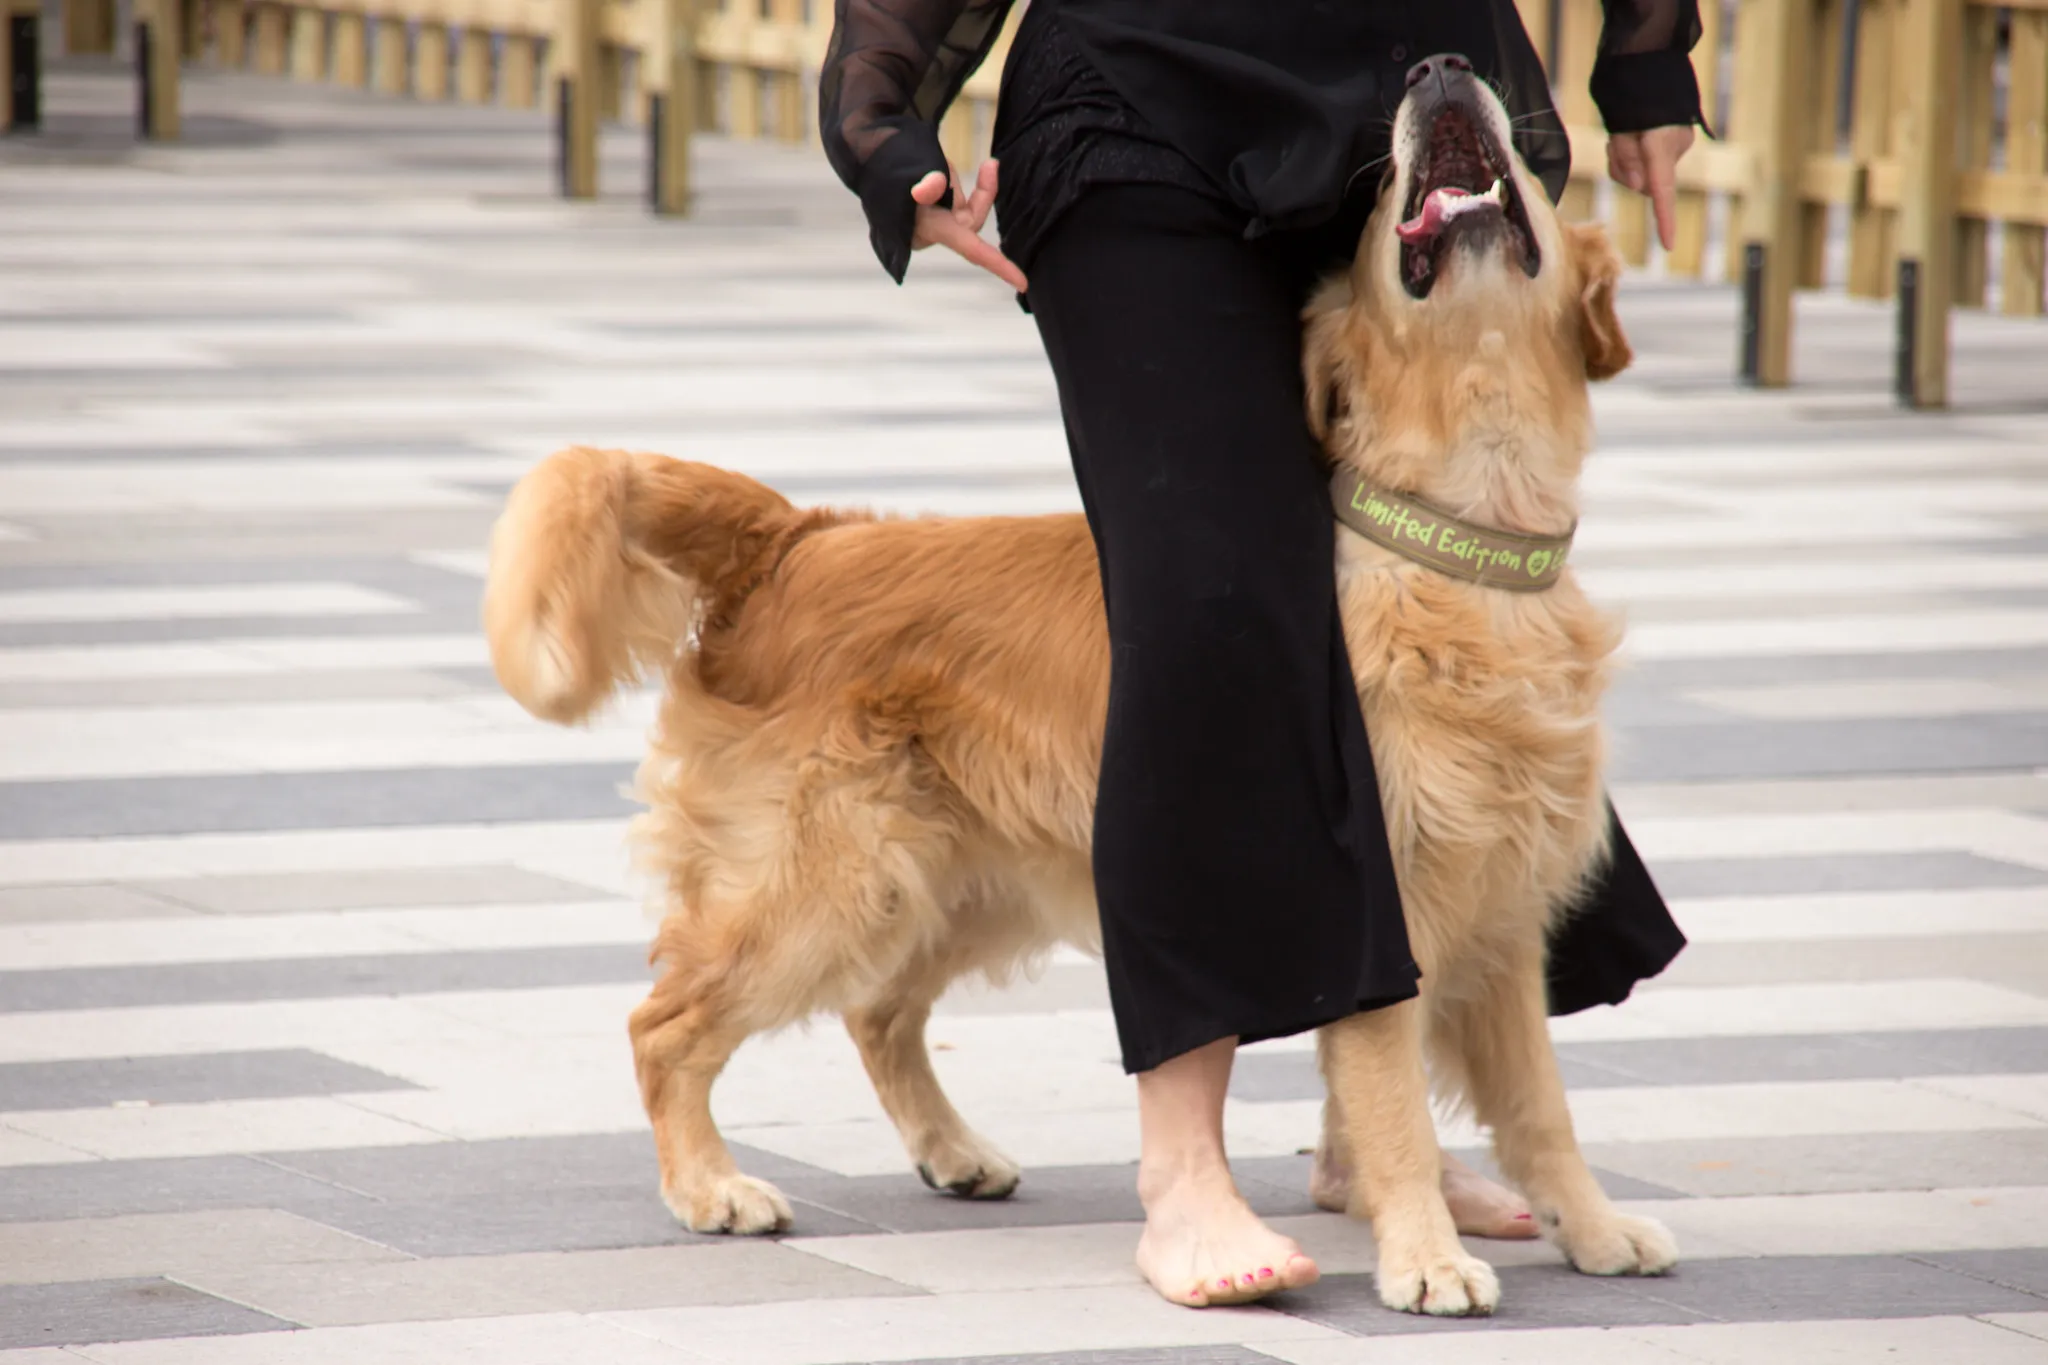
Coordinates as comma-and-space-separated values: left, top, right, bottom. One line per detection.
647, 0, 693, 211
558, 0, 599, 196
216, 0, 245, 64
181, 0, 203, 57
1667, 0, 1722, 278
1846, 0, 1898, 298
727, 0, 760, 137
500, 32, 537, 105
598, 41, 622, 120
252, 3, 288, 73
769, 0, 800, 142
66, 0, 116, 54
289, 4, 326, 80
373, 17, 407, 93
1797, 0, 1849, 290
414, 20, 448, 97
2004, 10, 2048, 317
332, 8, 366, 84
1890, 0, 1961, 407
1949, 4, 1999, 309
1735, 0, 1807, 386
1554, 0, 1601, 223
457, 26, 491, 101
137, 0, 181, 138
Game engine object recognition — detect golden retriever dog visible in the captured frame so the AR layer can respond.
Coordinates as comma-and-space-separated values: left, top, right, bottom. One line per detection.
482, 64, 1676, 1317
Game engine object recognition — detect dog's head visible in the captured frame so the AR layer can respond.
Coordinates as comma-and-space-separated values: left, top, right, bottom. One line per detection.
1309, 55, 1631, 499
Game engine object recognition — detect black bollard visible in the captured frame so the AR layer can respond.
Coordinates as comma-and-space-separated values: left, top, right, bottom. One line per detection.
7, 12, 38, 132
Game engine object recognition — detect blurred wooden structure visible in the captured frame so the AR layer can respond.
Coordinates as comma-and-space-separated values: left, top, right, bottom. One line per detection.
11, 0, 2046, 407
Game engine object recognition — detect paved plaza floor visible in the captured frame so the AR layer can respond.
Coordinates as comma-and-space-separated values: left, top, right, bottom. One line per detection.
3, 56, 2048, 1365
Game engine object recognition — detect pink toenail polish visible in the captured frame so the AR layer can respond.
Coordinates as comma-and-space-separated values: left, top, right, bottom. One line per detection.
1515, 1212, 1534, 1221
1259, 1267, 1275, 1279
1217, 1277, 1232, 1289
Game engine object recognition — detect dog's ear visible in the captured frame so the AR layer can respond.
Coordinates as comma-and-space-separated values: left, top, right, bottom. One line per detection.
1567, 222, 1632, 381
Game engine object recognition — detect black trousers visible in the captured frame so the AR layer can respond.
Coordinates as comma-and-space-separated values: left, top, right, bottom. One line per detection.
1027, 185, 1685, 1075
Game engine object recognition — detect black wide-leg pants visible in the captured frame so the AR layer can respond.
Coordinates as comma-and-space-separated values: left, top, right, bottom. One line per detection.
1026, 184, 1685, 1076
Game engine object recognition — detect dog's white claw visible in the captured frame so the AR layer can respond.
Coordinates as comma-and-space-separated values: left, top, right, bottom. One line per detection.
1556, 1212, 1679, 1277
1377, 1249, 1501, 1317
664, 1173, 794, 1235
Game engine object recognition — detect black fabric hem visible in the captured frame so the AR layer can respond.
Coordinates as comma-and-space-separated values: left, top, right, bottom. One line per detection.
1590, 49, 1705, 134
1118, 979, 1422, 1076
856, 124, 952, 283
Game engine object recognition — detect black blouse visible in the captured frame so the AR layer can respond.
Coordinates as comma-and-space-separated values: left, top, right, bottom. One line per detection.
822, 0, 1705, 282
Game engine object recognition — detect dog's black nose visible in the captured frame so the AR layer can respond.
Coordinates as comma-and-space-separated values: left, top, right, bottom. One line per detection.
1405, 53, 1474, 90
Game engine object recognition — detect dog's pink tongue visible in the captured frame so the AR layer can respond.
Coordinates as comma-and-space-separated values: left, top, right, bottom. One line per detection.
1397, 187, 1472, 245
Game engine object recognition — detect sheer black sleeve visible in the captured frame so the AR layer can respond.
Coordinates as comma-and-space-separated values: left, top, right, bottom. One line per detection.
1590, 0, 1706, 133
820, 0, 1017, 281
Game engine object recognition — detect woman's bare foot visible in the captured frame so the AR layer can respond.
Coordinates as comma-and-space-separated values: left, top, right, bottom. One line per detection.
1309, 1137, 1538, 1241
1440, 1151, 1538, 1241
1137, 1163, 1320, 1306
1133, 1037, 1321, 1307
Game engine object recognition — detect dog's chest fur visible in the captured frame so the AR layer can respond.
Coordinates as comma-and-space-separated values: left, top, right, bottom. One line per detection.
1333, 531, 1621, 974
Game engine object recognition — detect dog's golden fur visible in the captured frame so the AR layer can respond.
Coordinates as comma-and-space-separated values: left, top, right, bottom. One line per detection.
484, 77, 1675, 1316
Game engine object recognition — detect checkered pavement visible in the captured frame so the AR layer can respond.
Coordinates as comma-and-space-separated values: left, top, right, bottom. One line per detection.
2, 56, 2047, 1365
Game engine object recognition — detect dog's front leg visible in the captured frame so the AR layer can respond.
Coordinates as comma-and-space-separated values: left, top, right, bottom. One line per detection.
1448, 944, 1678, 1277
1319, 1001, 1500, 1316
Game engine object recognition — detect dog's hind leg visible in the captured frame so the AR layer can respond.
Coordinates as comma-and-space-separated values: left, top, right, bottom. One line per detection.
629, 964, 792, 1235
1319, 1000, 1501, 1316
1437, 941, 1678, 1277
846, 967, 1022, 1201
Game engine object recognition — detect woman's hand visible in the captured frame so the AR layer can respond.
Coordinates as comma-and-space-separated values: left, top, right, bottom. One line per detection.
1607, 125, 1696, 253
912, 161, 1028, 292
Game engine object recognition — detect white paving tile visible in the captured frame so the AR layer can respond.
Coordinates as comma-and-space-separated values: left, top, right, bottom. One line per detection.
1579, 555, 2048, 603
0, 1096, 451, 1162
1547, 980, 2048, 1043
0, 901, 648, 970
0, 584, 419, 626
599, 1284, 1342, 1364
0, 635, 488, 683
0, 462, 491, 515
1670, 887, 2048, 942
1644, 1186, 2048, 1257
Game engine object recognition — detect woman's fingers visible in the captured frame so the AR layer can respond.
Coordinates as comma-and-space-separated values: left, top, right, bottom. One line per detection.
911, 169, 951, 207
963, 160, 1000, 233
928, 214, 1028, 291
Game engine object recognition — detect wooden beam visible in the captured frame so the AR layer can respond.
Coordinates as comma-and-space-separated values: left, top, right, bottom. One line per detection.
558, 0, 600, 197
215, 0, 246, 65
289, 5, 327, 81
457, 26, 491, 101
65, 0, 116, 54
501, 33, 538, 105
138, 0, 181, 138
1846, 0, 1899, 298
333, 10, 368, 85
647, 0, 694, 212
373, 16, 407, 94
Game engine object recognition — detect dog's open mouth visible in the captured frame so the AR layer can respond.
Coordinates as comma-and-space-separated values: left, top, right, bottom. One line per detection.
1397, 106, 1540, 299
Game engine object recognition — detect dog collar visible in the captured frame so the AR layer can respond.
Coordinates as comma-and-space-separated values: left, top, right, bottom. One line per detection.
1329, 469, 1575, 593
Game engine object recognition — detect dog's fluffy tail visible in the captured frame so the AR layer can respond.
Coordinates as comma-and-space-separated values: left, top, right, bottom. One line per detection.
483, 446, 821, 724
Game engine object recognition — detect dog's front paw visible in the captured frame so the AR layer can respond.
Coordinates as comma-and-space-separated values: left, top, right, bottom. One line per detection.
1377, 1246, 1501, 1317
916, 1132, 1021, 1200
1555, 1211, 1678, 1276
663, 1172, 794, 1234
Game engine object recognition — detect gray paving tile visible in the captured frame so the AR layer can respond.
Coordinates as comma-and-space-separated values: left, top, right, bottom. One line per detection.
177, 1242, 911, 1327
135, 864, 612, 914
1649, 850, 2048, 899
1921, 1248, 2048, 1297
0, 610, 478, 649
298, 1181, 884, 1256
0, 942, 650, 1012
1272, 1253, 2048, 1337
0, 762, 636, 838
1618, 647, 2048, 692
0, 882, 196, 925
0, 1278, 291, 1349
267, 1132, 809, 1201
0, 1050, 420, 1111
1582, 1130, 2048, 1198
0, 1154, 376, 1224
1611, 714, 2048, 782
1231, 1028, 2048, 1102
